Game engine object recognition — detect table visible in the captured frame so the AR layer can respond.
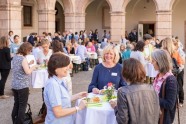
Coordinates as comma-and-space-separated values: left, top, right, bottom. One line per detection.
69, 55, 82, 64
31, 69, 48, 88
145, 62, 158, 78
87, 52, 98, 59
75, 93, 117, 124
98, 48, 103, 57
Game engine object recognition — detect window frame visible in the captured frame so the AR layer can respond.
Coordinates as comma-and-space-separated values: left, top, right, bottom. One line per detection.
23, 5, 32, 27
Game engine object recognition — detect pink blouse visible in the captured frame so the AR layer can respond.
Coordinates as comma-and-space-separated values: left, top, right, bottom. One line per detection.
86, 45, 96, 52
153, 72, 173, 95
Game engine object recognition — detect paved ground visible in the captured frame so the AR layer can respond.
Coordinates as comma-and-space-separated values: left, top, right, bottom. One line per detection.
0, 68, 185, 124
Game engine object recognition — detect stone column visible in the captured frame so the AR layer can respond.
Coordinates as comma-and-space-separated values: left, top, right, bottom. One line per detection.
156, 10, 172, 40
74, 13, 85, 32
0, 4, 22, 37
64, 13, 75, 32
38, 10, 56, 35
110, 11, 125, 43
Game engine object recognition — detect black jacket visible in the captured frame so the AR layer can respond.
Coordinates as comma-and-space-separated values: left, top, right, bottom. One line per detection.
28, 35, 35, 46
159, 75, 178, 124
0, 47, 12, 69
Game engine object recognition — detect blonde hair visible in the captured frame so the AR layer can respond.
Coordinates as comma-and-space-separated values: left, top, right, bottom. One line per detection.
161, 37, 174, 55
0, 36, 8, 49
102, 45, 120, 64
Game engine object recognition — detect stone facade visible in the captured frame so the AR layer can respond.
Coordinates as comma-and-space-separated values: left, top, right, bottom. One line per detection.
0, 0, 185, 46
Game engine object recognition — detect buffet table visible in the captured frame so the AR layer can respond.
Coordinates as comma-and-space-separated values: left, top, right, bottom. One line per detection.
31, 68, 48, 88
75, 93, 117, 124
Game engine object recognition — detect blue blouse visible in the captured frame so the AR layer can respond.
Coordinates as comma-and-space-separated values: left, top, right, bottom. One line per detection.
44, 76, 73, 124
88, 63, 126, 92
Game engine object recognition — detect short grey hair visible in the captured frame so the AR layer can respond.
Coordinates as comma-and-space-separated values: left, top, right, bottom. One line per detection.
151, 49, 172, 74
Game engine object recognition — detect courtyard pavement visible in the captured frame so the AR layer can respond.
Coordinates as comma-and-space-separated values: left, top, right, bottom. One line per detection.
0, 67, 185, 124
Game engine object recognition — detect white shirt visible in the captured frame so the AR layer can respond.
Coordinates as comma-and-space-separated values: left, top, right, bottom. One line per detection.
120, 38, 128, 46
37, 49, 52, 63
32, 47, 41, 60
130, 51, 146, 66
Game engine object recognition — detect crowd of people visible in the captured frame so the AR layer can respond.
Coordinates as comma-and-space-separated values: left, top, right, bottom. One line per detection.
0, 28, 185, 124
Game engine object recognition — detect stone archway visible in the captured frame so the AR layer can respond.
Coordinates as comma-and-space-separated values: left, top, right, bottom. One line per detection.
36, 0, 73, 35
125, 0, 157, 41
55, 1, 65, 33
85, 0, 111, 42
172, 0, 186, 48
123, 0, 158, 11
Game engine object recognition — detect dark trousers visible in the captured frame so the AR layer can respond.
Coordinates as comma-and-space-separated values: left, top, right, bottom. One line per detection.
12, 88, 29, 124
177, 70, 184, 103
0, 69, 10, 95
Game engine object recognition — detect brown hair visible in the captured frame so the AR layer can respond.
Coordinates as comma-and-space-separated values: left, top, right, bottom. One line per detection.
122, 58, 146, 84
52, 40, 64, 53
134, 41, 145, 52
0, 36, 9, 49
17, 42, 33, 56
48, 52, 70, 78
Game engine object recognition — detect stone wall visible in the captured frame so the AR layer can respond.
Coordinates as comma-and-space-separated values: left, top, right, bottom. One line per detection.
0, 0, 185, 46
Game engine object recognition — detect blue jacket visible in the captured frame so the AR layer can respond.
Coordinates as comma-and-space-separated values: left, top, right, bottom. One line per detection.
28, 35, 35, 46
159, 75, 178, 124
88, 63, 126, 92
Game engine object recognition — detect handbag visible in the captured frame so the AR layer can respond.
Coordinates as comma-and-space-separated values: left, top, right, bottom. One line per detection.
159, 80, 166, 124
24, 103, 33, 124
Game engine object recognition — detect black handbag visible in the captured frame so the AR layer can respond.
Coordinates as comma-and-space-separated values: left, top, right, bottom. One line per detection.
24, 104, 33, 124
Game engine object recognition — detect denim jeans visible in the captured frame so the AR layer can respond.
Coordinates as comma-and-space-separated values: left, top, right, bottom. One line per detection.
0, 69, 10, 95
12, 88, 29, 124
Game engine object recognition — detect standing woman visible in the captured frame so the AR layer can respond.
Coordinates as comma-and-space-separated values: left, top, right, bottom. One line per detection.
44, 53, 87, 124
162, 37, 184, 107
52, 40, 73, 95
37, 39, 52, 65
10, 35, 22, 56
88, 45, 126, 93
110, 58, 159, 124
130, 41, 146, 66
11, 42, 37, 124
151, 49, 178, 124
0, 36, 12, 99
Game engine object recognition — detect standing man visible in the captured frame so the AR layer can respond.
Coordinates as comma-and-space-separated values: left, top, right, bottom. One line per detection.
128, 29, 138, 42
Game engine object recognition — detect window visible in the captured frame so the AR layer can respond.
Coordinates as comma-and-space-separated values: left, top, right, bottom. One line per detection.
23, 6, 32, 26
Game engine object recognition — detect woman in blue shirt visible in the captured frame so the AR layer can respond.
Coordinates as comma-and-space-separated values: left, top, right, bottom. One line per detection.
88, 45, 126, 93
44, 53, 87, 124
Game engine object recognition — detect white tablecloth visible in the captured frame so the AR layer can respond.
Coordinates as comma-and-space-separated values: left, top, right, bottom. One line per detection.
145, 62, 158, 77
87, 52, 98, 59
75, 93, 117, 124
98, 48, 103, 57
31, 69, 48, 88
69, 55, 82, 64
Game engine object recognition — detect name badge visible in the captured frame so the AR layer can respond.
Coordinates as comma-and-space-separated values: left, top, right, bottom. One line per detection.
111, 73, 117, 76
